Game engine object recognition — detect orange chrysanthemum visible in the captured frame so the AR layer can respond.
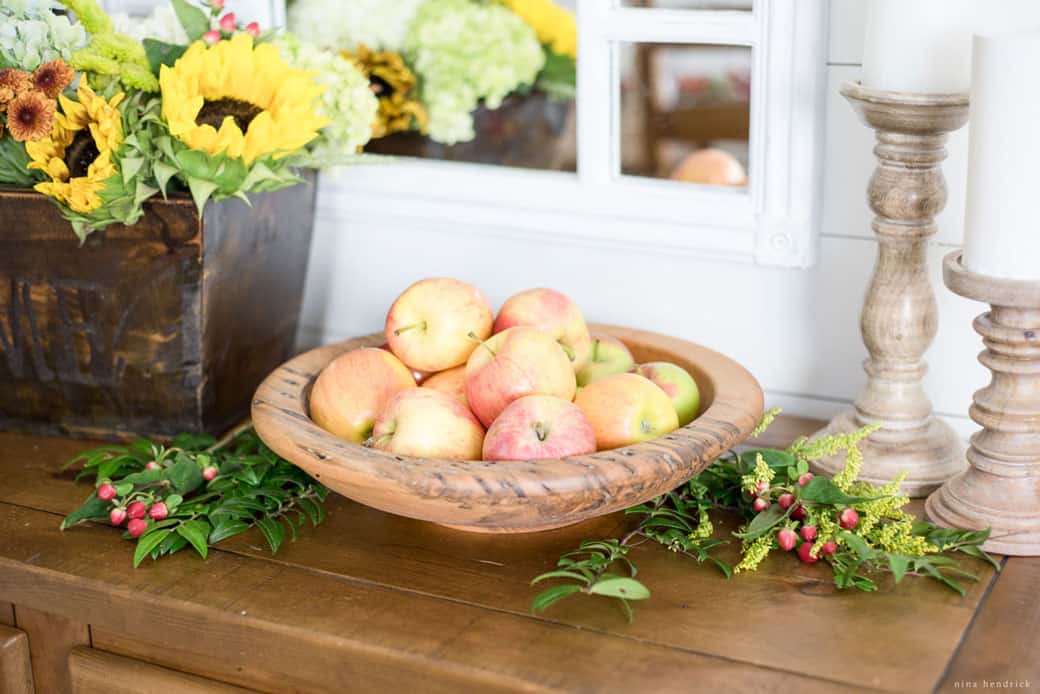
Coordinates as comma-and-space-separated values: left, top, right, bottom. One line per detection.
0, 69, 32, 97
6, 91, 56, 142
0, 85, 13, 113
32, 60, 75, 99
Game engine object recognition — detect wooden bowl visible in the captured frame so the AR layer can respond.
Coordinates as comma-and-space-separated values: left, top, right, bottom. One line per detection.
252, 324, 764, 533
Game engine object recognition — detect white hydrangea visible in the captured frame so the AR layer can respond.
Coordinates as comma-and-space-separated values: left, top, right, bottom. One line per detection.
0, 0, 87, 71
286, 0, 426, 53
274, 32, 379, 166
109, 3, 189, 46
405, 0, 544, 144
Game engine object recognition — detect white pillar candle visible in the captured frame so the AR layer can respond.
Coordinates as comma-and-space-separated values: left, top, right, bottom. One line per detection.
862, 0, 977, 94
962, 32, 1040, 281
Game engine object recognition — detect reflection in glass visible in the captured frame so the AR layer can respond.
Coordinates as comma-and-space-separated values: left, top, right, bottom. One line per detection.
619, 43, 751, 188
620, 0, 753, 10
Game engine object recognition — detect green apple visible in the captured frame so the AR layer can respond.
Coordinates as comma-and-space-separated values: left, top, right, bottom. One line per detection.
636, 362, 701, 426
576, 333, 635, 387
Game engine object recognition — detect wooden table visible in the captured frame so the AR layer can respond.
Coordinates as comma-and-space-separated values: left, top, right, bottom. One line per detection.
0, 419, 1035, 693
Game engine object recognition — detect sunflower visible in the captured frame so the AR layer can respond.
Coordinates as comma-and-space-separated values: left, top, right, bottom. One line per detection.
26, 83, 124, 213
160, 33, 328, 165
346, 44, 427, 138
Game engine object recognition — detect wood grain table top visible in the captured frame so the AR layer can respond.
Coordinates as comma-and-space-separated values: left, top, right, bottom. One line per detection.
0, 418, 1035, 693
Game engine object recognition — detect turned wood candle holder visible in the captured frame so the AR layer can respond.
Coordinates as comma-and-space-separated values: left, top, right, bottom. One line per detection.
925, 253, 1040, 555
811, 83, 969, 497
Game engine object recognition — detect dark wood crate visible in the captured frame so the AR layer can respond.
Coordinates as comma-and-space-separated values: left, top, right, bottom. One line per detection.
0, 172, 317, 440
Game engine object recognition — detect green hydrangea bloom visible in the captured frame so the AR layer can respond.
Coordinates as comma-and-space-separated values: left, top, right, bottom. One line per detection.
0, 0, 87, 70
405, 0, 544, 144
274, 33, 379, 167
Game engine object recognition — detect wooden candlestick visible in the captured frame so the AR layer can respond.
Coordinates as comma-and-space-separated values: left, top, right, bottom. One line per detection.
811, 83, 969, 497
925, 253, 1040, 555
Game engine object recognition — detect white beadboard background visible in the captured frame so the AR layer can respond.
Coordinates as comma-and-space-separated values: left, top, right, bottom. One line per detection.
297, 0, 986, 438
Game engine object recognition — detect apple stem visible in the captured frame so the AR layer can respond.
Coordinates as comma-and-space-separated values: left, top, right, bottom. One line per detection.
394, 321, 427, 336
640, 419, 654, 435
591, 338, 601, 362
557, 340, 576, 362
534, 421, 548, 442
468, 331, 496, 358
364, 433, 393, 448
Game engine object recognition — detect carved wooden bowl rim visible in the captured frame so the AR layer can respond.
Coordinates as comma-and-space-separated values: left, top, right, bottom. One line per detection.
251, 323, 764, 533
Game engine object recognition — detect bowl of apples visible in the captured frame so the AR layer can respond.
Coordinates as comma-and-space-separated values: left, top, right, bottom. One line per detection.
252, 279, 764, 533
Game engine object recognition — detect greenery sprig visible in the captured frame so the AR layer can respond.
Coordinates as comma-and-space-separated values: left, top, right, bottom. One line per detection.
531, 409, 1000, 621
61, 424, 328, 567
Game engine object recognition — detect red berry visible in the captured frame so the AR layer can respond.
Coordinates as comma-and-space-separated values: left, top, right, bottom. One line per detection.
798, 472, 814, 487
127, 518, 147, 537
203, 465, 218, 481
778, 493, 795, 510
752, 497, 769, 513
210, 0, 224, 8
800, 525, 818, 542
777, 528, 797, 551
790, 504, 807, 521
148, 502, 168, 520
109, 507, 127, 526
755, 480, 770, 495
797, 541, 818, 564
821, 541, 838, 556
839, 508, 860, 530
203, 29, 221, 44
97, 483, 117, 501
245, 21, 260, 37
145, 461, 160, 470
127, 500, 147, 519
219, 12, 236, 32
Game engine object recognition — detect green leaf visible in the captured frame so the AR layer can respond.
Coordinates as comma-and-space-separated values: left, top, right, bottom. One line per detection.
256, 518, 285, 554
733, 505, 786, 539
143, 39, 187, 75
176, 519, 212, 559
186, 176, 220, 214
171, 432, 216, 451
530, 584, 582, 614
531, 570, 592, 585
208, 519, 250, 544
841, 531, 875, 561
799, 477, 884, 505
887, 554, 911, 583
164, 494, 183, 512
166, 456, 204, 495
133, 529, 169, 568
170, 0, 210, 41
61, 493, 111, 529
740, 449, 797, 470
588, 575, 650, 600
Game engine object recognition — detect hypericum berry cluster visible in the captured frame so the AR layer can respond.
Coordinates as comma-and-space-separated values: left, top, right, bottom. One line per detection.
747, 470, 859, 564
202, 0, 261, 45
95, 457, 218, 538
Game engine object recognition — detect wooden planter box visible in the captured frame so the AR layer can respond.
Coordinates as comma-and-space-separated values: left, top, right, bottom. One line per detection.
0, 172, 317, 440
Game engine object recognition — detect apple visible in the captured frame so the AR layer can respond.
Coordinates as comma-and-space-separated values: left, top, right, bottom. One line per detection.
385, 278, 494, 373
367, 388, 484, 460
422, 365, 468, 405
636, 361, 701, 426
483, 395, 596, 461
376, 342, 430, 384
465, 326, 576, 428
310, 347, 416, 442
574, 372, 679, 450
493, 288, 592, 372
575, 333, 635, 387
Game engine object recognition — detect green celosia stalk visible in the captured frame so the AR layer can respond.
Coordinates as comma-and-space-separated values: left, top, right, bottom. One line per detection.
59, 0, 158, 92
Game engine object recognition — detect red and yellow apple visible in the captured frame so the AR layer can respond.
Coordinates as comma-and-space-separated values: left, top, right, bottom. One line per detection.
636, 361, 701, 426
482, 395, 596, 461
376, 342, 430, 384
574, 373, 679, 450
576, 332, 635, 387
385, 278, 493, 373
493, 288, 592, 372
310, 347, 416, 442
367, 388, 484, 460
465, 326, 577, 428
422, 365, 468, 405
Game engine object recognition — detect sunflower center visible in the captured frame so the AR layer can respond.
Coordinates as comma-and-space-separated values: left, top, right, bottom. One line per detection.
195, 98, 262, 133
65, 130, 100, 179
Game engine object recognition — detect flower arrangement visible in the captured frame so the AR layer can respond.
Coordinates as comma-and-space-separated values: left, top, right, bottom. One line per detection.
0, 0, 378, 240
288, 0, 577, 145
